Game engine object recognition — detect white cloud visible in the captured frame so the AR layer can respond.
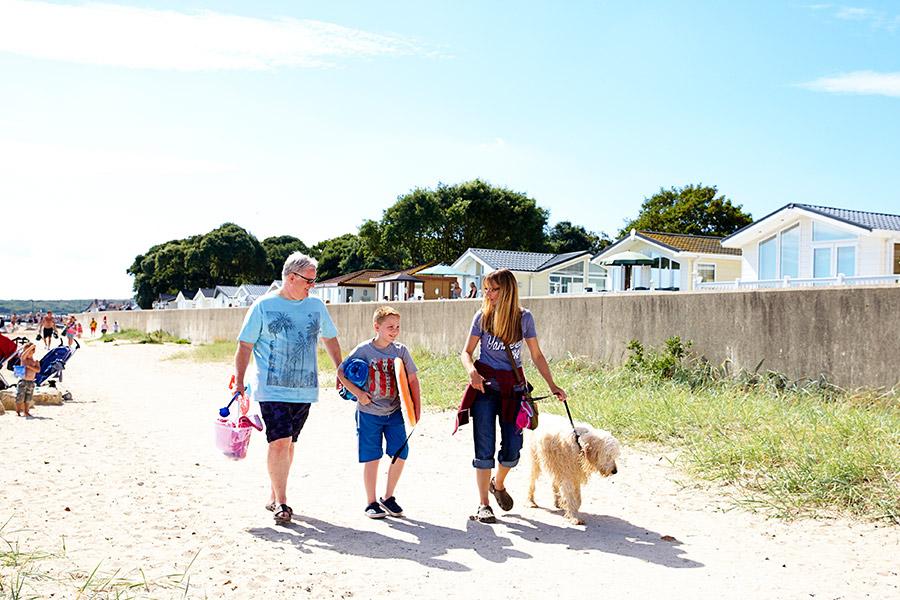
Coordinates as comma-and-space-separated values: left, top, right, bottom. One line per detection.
0, 0, 421, 70
0, 139, 235, 177
477, 137, 508, 151
806, 3, 900, 31
834, 6, 876, 20
800, 70, 900, 97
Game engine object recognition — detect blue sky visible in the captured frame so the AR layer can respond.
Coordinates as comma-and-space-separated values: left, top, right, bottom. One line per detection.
1, 0, 899, 299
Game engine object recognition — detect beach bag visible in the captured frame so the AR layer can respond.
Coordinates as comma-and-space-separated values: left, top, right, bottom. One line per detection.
503, 343, 538, 431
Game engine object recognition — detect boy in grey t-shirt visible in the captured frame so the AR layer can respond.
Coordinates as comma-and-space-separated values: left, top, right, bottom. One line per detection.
338, 306, 421, 519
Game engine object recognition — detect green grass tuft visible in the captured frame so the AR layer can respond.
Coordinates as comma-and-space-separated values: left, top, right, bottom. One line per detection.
99, 329, 190, 345
166, 340, 234, 362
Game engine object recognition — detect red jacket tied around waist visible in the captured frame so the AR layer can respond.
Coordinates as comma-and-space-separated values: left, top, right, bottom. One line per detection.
453, 360, 530, 435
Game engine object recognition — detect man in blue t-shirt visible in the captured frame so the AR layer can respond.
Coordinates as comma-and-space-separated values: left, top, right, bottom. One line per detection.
235, 252, 343, 526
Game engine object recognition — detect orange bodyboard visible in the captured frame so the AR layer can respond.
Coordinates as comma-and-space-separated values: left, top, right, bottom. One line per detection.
394, 357, 417, 428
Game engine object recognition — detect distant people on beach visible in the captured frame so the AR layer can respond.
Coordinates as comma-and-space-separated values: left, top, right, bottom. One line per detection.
63, 316, 78, 347
458, 268, 567, 523
40, 311, 57, 349
234, 252, 343, 526
450, 281, 461, 299
76, 321, 83, 339
338, 306, 421, 519
113, 321, 120, 334
89, 318, 97, 337
101, 316, 108, 335
467, 282, 478, 298
15, 343, 40, 417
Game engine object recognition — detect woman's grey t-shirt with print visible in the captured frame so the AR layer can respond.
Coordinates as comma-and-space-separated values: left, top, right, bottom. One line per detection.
343, 340, 417, 416
470, 309, 537, 371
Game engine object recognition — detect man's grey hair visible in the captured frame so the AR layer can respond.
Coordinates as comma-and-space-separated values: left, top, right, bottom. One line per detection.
282, 252, 318, 279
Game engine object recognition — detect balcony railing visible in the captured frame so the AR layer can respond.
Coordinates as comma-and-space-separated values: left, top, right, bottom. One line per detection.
696, 274, 900, 290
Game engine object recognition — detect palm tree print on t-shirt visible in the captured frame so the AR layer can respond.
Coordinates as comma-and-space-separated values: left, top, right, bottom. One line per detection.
265, 311, 320, 388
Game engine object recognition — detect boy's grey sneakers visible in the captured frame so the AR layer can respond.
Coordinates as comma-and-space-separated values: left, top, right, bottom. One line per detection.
379, 496, 404, 517
365, 502, 387, 519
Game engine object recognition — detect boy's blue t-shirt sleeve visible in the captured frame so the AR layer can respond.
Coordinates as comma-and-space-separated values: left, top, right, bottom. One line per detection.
237, 303, 263, 344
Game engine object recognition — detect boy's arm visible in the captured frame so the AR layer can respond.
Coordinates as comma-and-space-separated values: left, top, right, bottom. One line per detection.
337, 364, 371, 405
407, 372, 422, 421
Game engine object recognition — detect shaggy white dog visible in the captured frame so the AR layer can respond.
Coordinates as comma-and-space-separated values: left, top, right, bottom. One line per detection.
527, 414, 620, 524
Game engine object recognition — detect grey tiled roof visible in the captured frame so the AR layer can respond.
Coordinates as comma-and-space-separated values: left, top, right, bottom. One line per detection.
795, 204, 900, 232
196, 288, 216, 298
468, 248, 589, 272
215, 286, 241, 297
539, 251, 592, 270
240, 284, 271, 296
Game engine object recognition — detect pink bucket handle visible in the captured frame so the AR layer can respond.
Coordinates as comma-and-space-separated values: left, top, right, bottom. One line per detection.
238, 414, 264, 431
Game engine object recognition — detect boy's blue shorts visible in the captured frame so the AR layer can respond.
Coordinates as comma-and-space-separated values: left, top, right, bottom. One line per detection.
356, 409, 408, 463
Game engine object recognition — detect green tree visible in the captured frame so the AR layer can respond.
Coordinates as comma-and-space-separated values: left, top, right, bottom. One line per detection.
309, 233, 380, 281
127, 223, 270, 308
361, 179, 550, 266
262, 235, 309, 281
619, 184, 753, 238
198, 223, 270, 285
546, 221, 611, 254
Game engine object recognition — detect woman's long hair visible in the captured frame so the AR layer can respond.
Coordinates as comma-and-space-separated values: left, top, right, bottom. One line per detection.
481, 269, 522, 345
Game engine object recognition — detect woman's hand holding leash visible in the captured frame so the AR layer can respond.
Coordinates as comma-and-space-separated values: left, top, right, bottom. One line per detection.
550, 384, 567, 402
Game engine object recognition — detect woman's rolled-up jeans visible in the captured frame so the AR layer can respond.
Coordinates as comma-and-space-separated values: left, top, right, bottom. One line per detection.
471, 391, 523, 469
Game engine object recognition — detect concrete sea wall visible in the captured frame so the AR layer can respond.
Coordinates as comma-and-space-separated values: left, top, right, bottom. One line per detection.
81, 286, 900, 389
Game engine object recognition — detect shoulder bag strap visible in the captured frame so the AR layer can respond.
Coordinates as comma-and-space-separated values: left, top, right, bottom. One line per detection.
502, 341, 526, 387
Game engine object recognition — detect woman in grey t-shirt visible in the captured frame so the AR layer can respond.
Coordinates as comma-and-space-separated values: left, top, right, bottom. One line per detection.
459, 269, 567, 523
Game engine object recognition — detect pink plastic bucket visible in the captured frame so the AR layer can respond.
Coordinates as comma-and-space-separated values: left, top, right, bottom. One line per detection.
215, 418, 253, 460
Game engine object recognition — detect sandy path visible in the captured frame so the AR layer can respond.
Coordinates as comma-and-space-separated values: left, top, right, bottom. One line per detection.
1, 341, 897, 599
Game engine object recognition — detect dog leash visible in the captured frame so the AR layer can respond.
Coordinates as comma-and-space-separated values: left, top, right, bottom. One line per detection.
562, 399, 583, 451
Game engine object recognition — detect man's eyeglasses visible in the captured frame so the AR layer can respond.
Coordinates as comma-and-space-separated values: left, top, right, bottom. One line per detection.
291, 272, 317, 284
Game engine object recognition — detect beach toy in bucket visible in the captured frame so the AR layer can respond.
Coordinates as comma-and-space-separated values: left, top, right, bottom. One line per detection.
215, 379, 262, 460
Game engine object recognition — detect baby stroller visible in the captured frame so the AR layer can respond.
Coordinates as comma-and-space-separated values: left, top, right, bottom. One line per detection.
34, 337, 80, 386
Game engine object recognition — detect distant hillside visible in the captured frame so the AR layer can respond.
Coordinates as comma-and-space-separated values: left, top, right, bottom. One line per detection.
0, 299, 131, 315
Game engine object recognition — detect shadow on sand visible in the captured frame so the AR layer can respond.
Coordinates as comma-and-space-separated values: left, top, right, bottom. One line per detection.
249, 509, 703, 570
502, 511, 703, 568
249, 515, 530, 571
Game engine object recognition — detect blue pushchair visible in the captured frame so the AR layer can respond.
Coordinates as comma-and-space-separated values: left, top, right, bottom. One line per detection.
34, 337, 80, 386
3, 335, 79, 387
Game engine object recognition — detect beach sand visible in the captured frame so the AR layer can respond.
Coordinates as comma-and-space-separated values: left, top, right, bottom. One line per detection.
1, 341, 897, 599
